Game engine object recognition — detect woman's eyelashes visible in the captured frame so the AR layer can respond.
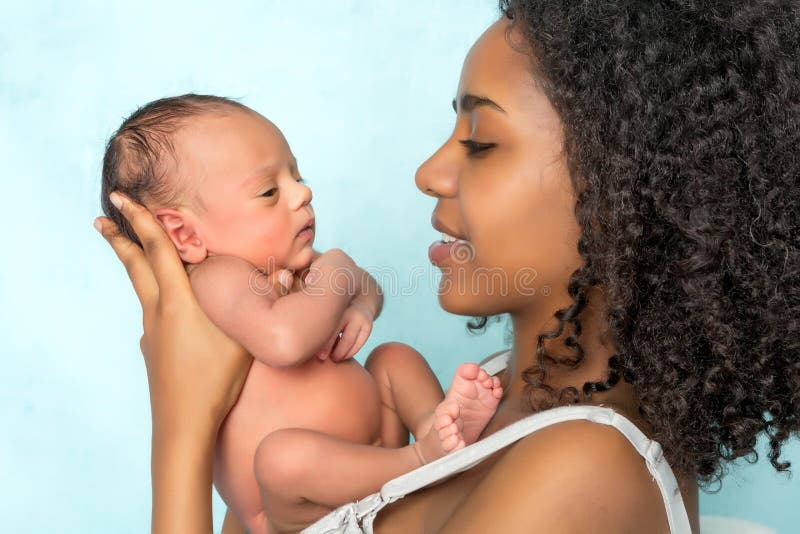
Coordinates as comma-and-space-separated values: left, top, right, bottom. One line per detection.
458, 139, 497, 156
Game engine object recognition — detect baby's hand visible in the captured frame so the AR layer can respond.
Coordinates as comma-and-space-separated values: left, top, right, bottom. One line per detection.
318, 300, 374, 362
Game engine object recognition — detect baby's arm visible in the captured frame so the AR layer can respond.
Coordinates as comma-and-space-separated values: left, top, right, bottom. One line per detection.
189, 249, 358, 367
350, 262, 383, 319
316, 262, 384, 361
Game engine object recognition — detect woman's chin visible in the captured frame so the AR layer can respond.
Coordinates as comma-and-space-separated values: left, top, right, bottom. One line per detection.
437, 292, 492, 317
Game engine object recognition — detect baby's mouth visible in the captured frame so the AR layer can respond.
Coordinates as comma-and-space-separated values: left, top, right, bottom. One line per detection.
296, 219, 316, 239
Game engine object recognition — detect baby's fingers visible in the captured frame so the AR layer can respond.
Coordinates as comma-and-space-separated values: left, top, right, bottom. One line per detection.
317, 330, 340, 360
330, 322, 360, 361
267, 269, 294, 297
94, 215, 158, 313
108, 191, 192, 304
344, 324, 371, 361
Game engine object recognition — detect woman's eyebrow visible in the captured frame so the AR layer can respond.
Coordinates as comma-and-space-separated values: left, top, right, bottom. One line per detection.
452, 93, 507, 114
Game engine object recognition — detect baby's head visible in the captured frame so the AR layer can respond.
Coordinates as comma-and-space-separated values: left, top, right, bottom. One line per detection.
101, 94, 315, 273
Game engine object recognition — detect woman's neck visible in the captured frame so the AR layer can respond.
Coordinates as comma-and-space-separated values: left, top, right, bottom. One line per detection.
491, 287, 643, 431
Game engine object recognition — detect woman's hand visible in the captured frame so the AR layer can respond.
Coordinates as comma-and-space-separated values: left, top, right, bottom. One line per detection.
94, 191, 290, 533
96, 191, 252, 435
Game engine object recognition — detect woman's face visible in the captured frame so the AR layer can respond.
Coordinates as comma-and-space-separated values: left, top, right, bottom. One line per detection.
416, 18, 582, 317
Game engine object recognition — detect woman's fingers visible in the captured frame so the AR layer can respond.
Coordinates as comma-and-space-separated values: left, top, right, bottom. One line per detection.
109, 191, 193, 303
95, 215, 158, 312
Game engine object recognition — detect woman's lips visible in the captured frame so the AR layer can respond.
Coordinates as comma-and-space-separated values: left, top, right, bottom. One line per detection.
428, 237, 474, 265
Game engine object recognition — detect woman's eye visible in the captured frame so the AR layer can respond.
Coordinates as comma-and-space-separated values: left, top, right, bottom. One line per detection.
261, 188, 278, 198
458, 139, 496, 156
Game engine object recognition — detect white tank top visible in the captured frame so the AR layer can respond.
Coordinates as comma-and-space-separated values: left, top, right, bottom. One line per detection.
303, 350, 692, 534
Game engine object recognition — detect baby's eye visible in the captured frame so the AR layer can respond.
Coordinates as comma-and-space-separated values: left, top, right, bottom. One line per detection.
296, 177, 306, 184
261, 188, 278, 198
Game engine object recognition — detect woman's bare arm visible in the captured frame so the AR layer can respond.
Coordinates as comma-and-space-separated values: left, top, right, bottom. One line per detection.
95, 191, 286, 533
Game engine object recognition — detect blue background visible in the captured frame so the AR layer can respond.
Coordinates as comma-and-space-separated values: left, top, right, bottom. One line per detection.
0, 1, 796, 532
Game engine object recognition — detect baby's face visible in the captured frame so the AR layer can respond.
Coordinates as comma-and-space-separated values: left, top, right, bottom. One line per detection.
175, 109, 315, 272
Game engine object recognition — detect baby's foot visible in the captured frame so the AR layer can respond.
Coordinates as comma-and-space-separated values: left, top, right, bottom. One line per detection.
444, 363, 503, 444
414, 363, 502, 464
413, 400, 464, 465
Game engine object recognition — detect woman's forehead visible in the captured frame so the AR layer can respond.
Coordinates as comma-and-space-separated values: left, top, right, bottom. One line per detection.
457, 19, 541, 116
457, 19, 561, 136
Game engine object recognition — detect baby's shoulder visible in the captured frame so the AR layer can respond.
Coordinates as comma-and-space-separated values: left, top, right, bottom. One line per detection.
188, 255, 256, 284
187, 256, 265, 307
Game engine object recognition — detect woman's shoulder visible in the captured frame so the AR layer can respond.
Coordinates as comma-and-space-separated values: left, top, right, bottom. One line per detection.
441, 417, 670, 533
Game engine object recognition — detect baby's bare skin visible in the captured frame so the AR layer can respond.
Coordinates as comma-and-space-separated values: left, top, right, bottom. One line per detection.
214, 354, 383, 531
148, 107, 502, 533
189, 254, 502, 533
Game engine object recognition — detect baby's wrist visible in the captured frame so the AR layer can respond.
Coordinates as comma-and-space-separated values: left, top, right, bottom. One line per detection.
350, 296, 377, 320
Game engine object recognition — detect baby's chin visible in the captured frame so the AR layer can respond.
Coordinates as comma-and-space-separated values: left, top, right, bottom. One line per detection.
286, 246, 315, 273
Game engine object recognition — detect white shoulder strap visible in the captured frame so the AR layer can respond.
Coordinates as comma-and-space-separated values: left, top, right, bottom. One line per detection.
379, 404, 691, 534
479, 349, 512, 377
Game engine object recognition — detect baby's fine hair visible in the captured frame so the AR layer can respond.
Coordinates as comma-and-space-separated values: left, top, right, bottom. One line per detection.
100, 94, 250, 247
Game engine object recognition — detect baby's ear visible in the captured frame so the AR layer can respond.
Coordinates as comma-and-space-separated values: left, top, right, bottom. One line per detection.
153, 208, 208, 264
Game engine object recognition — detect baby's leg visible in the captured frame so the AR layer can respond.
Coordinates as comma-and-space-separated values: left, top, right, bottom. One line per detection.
366, 343, 503, 463
439, 362, 504, 444
253, 348, 502, 532
364, 342, 445, 447
254, 428, 430, 532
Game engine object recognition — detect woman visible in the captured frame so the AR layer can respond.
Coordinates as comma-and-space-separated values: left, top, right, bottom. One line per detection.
94, 1, 799, 532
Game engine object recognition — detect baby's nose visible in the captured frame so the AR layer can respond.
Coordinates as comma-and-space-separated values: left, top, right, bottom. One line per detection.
291, 181, 312, 209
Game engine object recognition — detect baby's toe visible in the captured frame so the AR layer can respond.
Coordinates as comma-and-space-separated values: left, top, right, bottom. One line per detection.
479, 376, 494, 389
435, 413, 454, 430
455, 362, 480, 381
442, 433, 465, 452
435, 399, 460, 421
438, 422, 460, 440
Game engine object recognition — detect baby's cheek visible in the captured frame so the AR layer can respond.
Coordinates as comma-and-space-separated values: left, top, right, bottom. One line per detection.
243, 229, 287, 271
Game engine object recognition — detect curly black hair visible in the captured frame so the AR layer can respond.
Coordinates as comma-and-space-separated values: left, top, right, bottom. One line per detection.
496, 0, 800, 487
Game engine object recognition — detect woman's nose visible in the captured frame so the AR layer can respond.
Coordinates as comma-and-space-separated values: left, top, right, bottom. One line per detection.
415, 139, 459, 198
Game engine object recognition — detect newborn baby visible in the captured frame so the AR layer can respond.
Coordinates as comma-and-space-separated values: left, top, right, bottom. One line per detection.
101, 94, 502, 534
